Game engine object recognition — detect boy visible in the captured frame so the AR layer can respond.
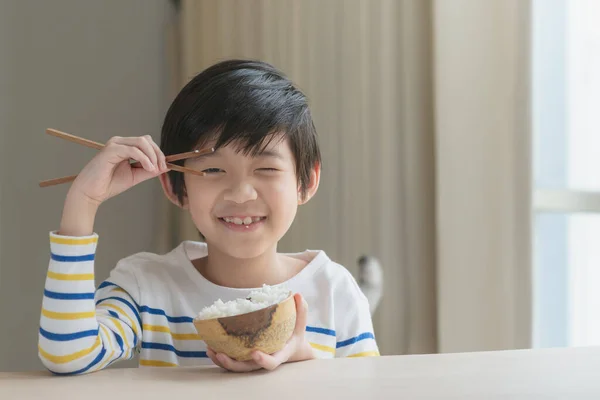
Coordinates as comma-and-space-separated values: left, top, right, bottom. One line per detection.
38, 60, 379, 375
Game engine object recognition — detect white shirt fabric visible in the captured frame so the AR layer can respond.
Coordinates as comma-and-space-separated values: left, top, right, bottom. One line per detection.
38, 232, 380, 375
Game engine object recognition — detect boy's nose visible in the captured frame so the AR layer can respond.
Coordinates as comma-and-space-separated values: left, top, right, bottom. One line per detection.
223, 181, 258, 204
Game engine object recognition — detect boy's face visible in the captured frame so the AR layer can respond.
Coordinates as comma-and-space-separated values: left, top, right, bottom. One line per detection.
165, 136, 318, 259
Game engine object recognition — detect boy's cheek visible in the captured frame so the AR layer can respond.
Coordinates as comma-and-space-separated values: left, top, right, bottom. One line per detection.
264, 177, 294, 194
273, 182, 286, 193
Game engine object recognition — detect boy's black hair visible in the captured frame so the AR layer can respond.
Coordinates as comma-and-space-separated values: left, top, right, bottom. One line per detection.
160, 59, 321, 204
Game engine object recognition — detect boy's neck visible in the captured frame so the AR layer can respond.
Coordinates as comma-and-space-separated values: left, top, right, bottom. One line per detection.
192, 244, 301, 289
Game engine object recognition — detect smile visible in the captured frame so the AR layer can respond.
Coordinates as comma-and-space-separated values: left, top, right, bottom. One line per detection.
220, 216, 265, 225
218, 216, 267, 230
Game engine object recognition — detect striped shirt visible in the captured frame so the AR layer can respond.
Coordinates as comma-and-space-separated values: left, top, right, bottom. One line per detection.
38, 231, 380, 375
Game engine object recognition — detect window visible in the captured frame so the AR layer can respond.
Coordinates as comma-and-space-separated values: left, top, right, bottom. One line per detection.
533, 0, 600, 347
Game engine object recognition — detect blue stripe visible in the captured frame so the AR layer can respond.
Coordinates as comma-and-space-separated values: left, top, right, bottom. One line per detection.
47, 346, 107, 376
104, 309, 137, 348
114, 331, 124, 354
97, 297, 142, 332
39, 327, 98, 341
139, 306, 193, 323
141, 342, 207, 358
50, 253, 95, 262
97, 281, 117, 290
336, 332, 376, 348
100, 321, 125, 356
306, 326, 336, 337
44, 289, 95, 300
96, 282, 142, 309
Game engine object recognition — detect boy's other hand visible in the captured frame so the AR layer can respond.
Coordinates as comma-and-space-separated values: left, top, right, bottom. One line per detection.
206, 293, 316, 372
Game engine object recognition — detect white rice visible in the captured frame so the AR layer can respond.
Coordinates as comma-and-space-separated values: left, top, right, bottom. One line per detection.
196, 284, 291, 320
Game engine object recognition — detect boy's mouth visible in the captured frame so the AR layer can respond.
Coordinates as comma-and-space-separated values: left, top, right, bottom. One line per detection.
219, 216, 266, 226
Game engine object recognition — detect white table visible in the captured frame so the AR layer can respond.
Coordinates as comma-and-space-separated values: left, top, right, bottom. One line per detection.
1, 346, 599, 399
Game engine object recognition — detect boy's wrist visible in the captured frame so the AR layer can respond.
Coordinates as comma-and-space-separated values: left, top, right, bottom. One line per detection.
289, 340, 316, 363
58, 191, 99, 237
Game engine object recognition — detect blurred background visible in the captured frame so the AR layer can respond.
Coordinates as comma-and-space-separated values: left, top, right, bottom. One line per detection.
0, 0, 598, 372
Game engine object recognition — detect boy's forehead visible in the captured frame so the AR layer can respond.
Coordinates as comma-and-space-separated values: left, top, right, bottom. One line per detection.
197, 134, 291, 158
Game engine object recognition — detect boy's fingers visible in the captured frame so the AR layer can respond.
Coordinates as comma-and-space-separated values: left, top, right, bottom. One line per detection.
206, 348, 225, 369
145, 135, 168, 172
252, 347, 291, 371
293, 293, 308, 336
208, 347, 263, 372
131, 166, 162, 186
112, 144, 154, 172
216, 353, 261, 372
252, 352, 280, 371
113, 136, 158, 170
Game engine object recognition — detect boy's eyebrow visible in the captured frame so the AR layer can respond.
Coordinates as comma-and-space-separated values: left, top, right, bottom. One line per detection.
192, 148, 284, 160
255, 150, 284, 160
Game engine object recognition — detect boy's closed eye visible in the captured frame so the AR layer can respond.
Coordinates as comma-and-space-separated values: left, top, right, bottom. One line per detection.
256, 167, 280, 172
202, 168, 225, 174
201, 167, 280, 174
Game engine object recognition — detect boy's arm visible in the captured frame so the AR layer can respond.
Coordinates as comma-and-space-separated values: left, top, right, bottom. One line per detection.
334, 275, 380, 358
38, 232, 141, 375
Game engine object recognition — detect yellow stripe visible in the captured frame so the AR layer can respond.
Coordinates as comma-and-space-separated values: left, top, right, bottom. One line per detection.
143, 324, 200, 341
42, 308, 95, 320
48, 271, 94, 281
95, 326, 115, 371
140, 360, 177, 367
106, 315, 130, 349
112, 287, 127, 293
95, 349, 115, 371
143, 324, 170, 333
99, 324, 110, 339
310, 342, 335, 354
39, 337, 101, 364
101, 303, 140, 337
348, 350, 380, 358
50, 236, 98, 245
172, 333, 201, 340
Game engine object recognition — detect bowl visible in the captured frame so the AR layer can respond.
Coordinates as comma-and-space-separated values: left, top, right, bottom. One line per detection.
193, 294, 296, 361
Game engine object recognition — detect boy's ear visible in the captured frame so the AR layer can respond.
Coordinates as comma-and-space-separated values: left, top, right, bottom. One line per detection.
159, 173, 188, 209
299, 162, 321, 205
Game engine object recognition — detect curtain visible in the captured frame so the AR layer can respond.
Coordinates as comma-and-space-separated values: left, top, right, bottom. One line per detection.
432, 0, 533, 352
165, 0, 532, 355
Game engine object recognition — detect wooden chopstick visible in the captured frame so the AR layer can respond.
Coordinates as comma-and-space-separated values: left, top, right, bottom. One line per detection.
39, 150, 211, 187
40, 129, 213, 187
45, 129, 210, 174
39, 175, 85, 187
45, 128, 104, 150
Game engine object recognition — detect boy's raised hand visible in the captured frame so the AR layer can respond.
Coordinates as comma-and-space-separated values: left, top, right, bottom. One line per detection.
71, 135, 168, 205
206, 293, 316, 372
59, 135, 168, 236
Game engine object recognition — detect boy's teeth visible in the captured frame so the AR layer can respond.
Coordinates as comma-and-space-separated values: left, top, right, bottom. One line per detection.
223, 217, 264, 225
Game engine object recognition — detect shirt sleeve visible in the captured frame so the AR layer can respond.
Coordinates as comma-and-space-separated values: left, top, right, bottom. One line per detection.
334, 273, 380, 358
38, 231, 142, 375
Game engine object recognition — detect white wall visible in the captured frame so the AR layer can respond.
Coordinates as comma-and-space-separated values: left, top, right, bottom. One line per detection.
0, 0, 173, 371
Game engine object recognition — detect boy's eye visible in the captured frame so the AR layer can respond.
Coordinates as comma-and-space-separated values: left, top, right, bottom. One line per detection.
257, 168, 279, 172
202, 168, 224, 174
